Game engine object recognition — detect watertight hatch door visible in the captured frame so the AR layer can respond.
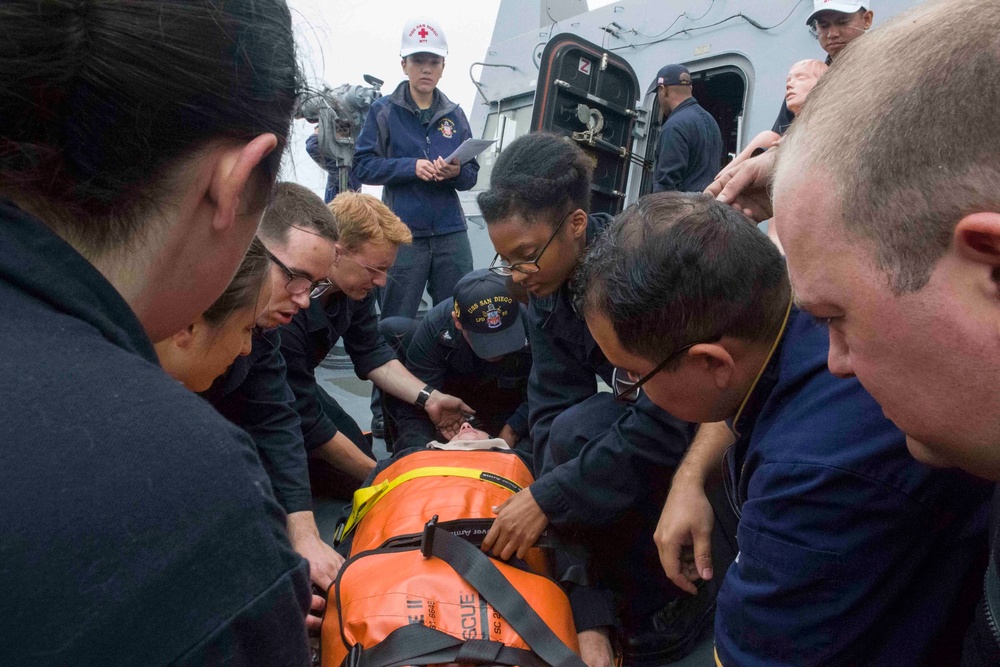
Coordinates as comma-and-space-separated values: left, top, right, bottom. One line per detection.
531, 33, 641, 216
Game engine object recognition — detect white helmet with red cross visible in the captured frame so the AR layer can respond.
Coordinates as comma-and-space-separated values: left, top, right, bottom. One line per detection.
400, 18, 448, 58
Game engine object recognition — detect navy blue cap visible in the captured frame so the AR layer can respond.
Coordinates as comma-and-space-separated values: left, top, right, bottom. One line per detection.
647, 64, 692, 94
453, 269, 526, 360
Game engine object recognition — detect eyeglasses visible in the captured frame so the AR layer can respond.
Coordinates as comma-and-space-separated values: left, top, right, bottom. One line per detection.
489, 209, 575, 277
262, 246, 333, 298
340, 253, 389, 280
611, 334, 723, 403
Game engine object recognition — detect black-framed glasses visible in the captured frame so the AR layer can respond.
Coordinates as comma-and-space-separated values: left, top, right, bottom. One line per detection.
262, 246, 333, 298
489, 209, 576, 277
611, 334, 723, 403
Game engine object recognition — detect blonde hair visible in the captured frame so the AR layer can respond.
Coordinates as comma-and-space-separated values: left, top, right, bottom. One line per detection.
788, 59, 827, 80
329, 192, 412, 251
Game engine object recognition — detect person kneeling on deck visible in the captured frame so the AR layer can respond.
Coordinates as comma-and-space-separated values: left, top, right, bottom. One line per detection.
280, 192, 473, 499
155, 239, 329, 630
477, 132, 713, 666
379, 268, 532, 456
575, 192, 990, 666
195, 183, 345, 589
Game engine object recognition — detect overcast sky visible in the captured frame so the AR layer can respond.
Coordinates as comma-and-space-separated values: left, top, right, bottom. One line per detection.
282, 0, 614, 195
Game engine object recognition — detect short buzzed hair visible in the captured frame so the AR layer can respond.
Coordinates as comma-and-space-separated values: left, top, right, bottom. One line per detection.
777, 0, 1000, 293
575, 193, 790, 366
259, 182, 339, 246
330, 192, 412, 251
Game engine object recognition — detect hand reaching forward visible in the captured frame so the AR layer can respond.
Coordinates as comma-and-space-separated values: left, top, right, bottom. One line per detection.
654, 477, 715, 595
578, 627, 615, 667
424, 390, 474, 439
481, 487, 548, 561
704, 149, 776, 222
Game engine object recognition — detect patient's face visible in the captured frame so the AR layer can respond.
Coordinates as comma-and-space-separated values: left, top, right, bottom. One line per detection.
449, 421, 491, 442
785, 61, 827, 114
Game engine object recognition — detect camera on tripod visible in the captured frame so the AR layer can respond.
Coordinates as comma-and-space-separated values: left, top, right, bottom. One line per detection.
297, 74, 384, 195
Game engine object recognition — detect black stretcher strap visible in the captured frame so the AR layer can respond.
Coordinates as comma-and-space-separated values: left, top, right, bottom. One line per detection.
378, 518, 589, 587
349, 623, 548, 667
421, 522, 585, 667
342, 518, 585, 667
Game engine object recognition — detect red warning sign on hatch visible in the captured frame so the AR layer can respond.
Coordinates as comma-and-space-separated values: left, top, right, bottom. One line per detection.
578, 58, 591, 75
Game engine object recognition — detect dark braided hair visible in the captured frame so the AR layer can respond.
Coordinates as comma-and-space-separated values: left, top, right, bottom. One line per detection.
477, 133, 593, 228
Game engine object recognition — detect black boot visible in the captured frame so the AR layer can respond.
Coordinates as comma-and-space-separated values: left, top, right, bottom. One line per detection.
620, 579, 716, 666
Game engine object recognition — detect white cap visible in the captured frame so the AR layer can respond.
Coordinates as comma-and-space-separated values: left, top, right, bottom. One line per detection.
807, 0, 869, 24
400, 18, 448, 58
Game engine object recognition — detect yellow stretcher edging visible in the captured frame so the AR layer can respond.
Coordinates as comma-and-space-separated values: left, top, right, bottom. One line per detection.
337, 466, 523, 542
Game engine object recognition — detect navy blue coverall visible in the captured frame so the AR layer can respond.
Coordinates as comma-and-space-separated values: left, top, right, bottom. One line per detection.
0, 199, 311, 665
380, 297, 531, 454
201, 328, 313, 514
525, 213, 697, 635
714, 308, 990, 665
280, 292, 396, 498
353, 81, 478, 319
652, 96, 723, 193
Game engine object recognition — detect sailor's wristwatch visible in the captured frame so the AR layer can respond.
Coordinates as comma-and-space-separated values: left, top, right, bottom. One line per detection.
414, 384, 434, 409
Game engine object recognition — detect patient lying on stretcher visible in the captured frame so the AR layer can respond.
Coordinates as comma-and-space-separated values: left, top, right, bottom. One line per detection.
334, 420, 533, 554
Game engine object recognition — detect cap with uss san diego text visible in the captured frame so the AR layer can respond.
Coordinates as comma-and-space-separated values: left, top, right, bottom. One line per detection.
453, 269, 527, 360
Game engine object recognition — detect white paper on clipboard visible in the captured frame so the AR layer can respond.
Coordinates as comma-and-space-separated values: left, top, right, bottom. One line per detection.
444, 139, 496, 164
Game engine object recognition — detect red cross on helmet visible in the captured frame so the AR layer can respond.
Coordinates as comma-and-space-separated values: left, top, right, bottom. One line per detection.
400, 18, 448, 58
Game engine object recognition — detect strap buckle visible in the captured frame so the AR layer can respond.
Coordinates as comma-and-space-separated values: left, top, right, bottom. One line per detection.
345, 643, 363, 667
420, 515, 439, 558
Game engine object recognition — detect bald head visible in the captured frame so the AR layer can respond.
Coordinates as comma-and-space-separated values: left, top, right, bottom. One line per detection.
776, 0, 1000, 293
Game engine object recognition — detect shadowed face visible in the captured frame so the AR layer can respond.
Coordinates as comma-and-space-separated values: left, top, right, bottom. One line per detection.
584, 309, 747, 424
812, 9, 873, 58
775, 168, 1000, 479
449, 421, 492, 442
332, 241, 398, 301
158, 278, 271, 394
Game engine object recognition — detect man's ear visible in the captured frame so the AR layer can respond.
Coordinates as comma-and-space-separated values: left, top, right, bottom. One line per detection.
452, 311, 464, 331
688, 342, 737, 390
208, 133, 279, 233
954, 212, 1000, 290
861, 10, 874, 29
329, 242, 344, 269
